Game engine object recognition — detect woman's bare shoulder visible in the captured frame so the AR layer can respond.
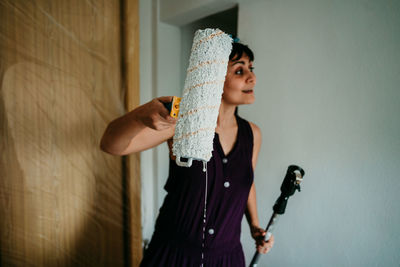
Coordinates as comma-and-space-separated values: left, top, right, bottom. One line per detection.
248, 121, 262, 142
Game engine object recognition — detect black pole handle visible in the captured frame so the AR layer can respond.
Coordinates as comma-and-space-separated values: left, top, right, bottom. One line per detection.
249, 251, 261, 266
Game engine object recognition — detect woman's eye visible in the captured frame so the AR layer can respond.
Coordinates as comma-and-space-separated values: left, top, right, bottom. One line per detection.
235, 69, 243, 75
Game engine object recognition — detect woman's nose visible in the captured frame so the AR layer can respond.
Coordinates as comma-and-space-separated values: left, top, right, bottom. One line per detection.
247, 71, 256, 85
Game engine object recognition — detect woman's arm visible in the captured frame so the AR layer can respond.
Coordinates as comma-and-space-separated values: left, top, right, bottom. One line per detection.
246, 122, 274, 254
100, 96, 177, 155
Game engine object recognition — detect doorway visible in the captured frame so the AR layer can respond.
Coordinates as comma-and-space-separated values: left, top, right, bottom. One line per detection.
180, 6, 238, 89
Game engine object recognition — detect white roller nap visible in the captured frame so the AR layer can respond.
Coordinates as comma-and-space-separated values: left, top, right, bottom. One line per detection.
172, 28, 232, 167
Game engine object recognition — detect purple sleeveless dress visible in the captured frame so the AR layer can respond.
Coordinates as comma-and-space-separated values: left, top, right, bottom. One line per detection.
140, 115, 254, 267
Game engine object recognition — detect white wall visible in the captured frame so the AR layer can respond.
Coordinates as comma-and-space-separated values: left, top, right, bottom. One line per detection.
139, 0, 181, 244
238, 0, 400, 266
154, 21, 181, 211
160, 0, 238, 25
139, 0, 156, 243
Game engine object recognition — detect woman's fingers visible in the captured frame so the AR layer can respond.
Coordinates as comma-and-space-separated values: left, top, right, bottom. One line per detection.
256, 233, 274, 254
251, 226, 265, 238
157, 96, 174, 104
140, 97, 177, 130
152, 114, 176, 130
256, 241, 273, 254
257, 245, 272, 254
156, 96, 178, 123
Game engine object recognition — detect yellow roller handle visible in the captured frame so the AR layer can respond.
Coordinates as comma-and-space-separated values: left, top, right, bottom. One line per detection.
169, 96, 181, 118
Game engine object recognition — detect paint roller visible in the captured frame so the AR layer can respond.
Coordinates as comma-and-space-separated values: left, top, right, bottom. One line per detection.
163, 30, 232, 266
165, 28, 233, 167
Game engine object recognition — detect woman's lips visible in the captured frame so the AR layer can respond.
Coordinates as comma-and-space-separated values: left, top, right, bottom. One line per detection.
242, 89, 254, 94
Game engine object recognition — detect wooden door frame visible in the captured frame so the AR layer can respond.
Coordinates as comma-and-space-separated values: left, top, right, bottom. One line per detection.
121, 0, 142, 265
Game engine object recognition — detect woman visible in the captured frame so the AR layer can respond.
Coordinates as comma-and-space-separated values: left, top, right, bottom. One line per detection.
100, 42, 274, 266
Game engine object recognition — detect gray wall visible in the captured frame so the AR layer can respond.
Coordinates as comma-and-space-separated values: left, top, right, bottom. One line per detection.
238, 1, 400, 266
141, 0, 400, 266
139, 0, 182, 243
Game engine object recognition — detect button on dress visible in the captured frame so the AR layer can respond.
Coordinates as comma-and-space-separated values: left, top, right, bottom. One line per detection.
140, 115, 254, 267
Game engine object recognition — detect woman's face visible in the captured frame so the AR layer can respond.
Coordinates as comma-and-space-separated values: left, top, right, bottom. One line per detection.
222, 54, 256, 106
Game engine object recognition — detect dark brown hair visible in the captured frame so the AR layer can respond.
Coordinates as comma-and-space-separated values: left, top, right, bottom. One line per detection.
229, 42, 254, 62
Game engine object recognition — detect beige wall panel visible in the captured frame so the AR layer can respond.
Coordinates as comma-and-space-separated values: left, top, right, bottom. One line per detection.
0, 0, 126, 266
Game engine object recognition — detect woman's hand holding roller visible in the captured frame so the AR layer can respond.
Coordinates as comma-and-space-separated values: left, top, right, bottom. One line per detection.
100, 96, 177, 155
136, 96, 177, 130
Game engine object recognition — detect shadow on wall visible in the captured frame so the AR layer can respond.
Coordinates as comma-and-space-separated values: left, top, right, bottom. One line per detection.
0, 62, 125, 266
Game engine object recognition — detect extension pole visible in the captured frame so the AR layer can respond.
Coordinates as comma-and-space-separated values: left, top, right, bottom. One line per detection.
249, 165, 305, 267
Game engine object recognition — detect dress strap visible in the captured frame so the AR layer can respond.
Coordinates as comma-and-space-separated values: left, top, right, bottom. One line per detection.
235, 114, 254, 156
